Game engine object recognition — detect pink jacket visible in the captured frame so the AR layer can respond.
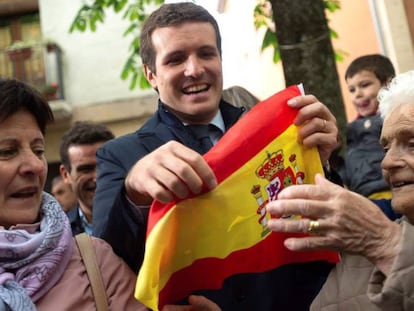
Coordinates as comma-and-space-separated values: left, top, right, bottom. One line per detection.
36, 236, 147, 310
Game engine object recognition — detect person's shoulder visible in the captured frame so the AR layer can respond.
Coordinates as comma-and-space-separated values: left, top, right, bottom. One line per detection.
74, 235, 127, 268
87, 236, 148, 310
89, 235, 113, 251
370, 114, 384, 125
346, 119, 359, 132
105, 132, 137, 146
101, 112, 162, 149
87, 236, 136, 279
97, 130, 144, 159
347, 115, 372, 130
349, 115, 365, 123
71, 235, 123, 264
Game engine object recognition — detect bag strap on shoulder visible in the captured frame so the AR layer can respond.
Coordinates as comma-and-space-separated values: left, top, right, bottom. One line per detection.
75, 233, 109, 311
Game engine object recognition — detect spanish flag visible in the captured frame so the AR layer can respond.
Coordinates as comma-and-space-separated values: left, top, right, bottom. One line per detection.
135, 85, 339, 310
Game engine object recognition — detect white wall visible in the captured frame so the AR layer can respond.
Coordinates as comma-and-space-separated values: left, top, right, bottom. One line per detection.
373, 0, 414, 73
216, 0, 285, 101
39, 0, 154, 108
39, 0, 284, 108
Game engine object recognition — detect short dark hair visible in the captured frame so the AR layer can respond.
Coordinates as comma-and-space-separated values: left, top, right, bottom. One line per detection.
345, 54, 395, 84
140, 2, 222, 73
59, 121, 114, 172
0, 78, 54, 134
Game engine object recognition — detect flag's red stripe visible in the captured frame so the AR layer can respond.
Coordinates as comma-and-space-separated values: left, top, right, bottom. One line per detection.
205, 86, 299, 183
158, 232, 338, 308
148, 86, 301, 233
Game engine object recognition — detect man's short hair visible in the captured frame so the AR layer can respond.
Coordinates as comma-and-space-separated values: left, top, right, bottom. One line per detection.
59, 121, 114, 172
140, 2, 222, 73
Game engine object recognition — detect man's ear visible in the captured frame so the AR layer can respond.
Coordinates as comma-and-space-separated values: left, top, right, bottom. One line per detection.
59, 164, 70, 184
143, 65, 157, 89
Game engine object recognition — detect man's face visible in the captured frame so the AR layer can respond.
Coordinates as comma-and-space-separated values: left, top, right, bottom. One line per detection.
346, 70, 383, 117
51, 178, 77, 212
144, 22, 223, 124
60, 142, 105, 219
381, 104, 414, 222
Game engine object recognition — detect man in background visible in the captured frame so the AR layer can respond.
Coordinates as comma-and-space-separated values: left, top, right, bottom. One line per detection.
60, 121, 114, 235
50, 174, 77, 212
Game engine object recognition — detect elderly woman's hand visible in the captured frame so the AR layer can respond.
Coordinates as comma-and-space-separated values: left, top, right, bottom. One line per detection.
266, 173, 402, 275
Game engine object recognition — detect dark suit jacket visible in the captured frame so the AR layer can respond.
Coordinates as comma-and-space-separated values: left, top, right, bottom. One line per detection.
93, 100, 243, 269
93, 100, 332, 310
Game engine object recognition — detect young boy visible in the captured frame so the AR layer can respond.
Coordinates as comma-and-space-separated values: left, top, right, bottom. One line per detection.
341, 54, 398, 218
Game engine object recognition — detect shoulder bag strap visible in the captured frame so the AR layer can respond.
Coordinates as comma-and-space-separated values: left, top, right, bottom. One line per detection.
75, 233, 109, 311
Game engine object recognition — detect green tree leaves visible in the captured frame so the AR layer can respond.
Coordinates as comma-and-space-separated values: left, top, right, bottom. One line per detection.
69, 0, 164, 89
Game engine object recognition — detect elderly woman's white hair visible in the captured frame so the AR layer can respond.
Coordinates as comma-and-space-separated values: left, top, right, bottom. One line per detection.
379, 70, 414, 119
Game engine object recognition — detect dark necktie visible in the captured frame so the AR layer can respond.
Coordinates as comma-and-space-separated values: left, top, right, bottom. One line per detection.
187, 124, 216, 153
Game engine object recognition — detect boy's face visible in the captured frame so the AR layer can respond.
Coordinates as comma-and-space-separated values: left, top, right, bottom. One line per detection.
346, 70, 383, 117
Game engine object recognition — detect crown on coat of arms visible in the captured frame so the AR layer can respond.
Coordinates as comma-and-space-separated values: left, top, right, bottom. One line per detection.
256, 150, 285, 181
250, 184, 261, 195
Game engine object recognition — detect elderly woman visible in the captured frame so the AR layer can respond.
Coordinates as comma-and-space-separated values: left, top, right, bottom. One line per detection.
266, 70, 414, 310
0, 78, 146, 310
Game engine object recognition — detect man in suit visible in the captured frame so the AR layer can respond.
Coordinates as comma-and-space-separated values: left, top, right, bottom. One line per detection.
59, 121, 114, 235
93, 3, 339, 310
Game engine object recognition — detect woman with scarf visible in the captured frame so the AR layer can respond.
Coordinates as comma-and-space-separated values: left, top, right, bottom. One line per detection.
0, 78, 146, 310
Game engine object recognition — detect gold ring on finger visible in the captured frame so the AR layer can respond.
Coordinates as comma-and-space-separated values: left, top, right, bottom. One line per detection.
308, 220, 320, 233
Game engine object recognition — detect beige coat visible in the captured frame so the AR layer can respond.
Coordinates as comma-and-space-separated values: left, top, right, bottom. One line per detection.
36, 236, 147, 310
311, 219, 414, 311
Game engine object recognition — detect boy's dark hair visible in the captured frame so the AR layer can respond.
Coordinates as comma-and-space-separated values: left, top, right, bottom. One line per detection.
140, 2, 222, 73
0, 78, 54, 134
59, 121, 114, 172
345, 54, 395, 84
